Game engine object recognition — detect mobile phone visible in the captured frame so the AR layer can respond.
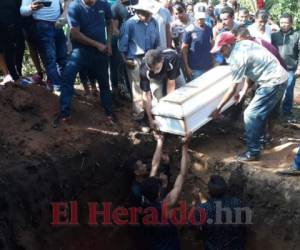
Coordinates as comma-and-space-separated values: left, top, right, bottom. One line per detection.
34, 1, 52, 7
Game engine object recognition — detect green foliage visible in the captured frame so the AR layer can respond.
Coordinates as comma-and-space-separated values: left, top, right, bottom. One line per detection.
22, 45, 36, 76
239, 0, 300, 28
269, 0, 300, 28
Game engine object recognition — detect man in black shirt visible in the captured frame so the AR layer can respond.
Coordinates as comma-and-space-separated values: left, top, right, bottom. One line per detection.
140, 49, 185, 129
193, 175, 247, 250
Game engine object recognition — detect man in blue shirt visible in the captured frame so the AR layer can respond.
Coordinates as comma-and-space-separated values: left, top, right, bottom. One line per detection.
55, 0, 115, 126
119, 0, 160, 121
182, 7, 213, 80
214, 0, 228, 18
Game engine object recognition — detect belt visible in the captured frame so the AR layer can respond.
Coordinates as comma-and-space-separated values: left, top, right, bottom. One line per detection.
35, 19, 56, 24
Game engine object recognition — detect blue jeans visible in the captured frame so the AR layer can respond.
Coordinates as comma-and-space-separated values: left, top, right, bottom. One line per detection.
282, 70, 296, 115
36, 21, 67, 88
60, 47, 113, 118
293, 147, 300, 170
244, 83, 286, 155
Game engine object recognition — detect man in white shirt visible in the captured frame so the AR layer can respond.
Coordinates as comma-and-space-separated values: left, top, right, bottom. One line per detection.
247, 9, 272, 43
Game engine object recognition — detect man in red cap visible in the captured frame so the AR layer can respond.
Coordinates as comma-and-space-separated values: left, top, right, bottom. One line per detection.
211, 31, 288, 161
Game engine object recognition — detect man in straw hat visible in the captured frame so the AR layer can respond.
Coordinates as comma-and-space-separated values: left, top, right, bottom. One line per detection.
119, 0, 160, 123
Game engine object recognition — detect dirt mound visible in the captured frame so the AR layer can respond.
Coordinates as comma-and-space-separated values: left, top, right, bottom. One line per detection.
0, 85, 300, 249
0, 85, 136, 158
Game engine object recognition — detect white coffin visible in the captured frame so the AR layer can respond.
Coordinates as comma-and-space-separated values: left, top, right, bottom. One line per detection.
152, 66, 243, 136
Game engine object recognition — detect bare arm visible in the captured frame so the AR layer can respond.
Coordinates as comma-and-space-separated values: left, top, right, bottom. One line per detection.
236, 78, 252, 103
166, 79, 176, 94
166, 23, 172, 48
70, 27, 107, 52
211, 82, 238, 118
163, 138, 189, 206
143, 91, 156, 129
106, 19, 113, 55
182, 43, 192, 80
61, 0, 72, 18
150, 133, 164, 177
112, 19, 120, 36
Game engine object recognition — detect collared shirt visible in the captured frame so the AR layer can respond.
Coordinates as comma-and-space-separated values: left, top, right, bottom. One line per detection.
119, 15, 160, 59
214, 3, 228, 17
227, 40, 288, 87
170, 14, 193, 52
182, 23, 213, 70
68, 0, 112, 47
271, 28, 300, 71
20, 0, 61, 22
248, 23, 273, 43
111, 0, 131, 28
153, 7, 172, 50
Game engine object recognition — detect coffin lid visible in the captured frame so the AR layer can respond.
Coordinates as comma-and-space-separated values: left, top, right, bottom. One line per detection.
161, 66, 232, 105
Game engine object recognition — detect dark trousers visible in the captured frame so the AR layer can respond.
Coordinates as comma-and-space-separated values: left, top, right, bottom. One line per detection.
35, 20, 67, 88
0, 22, 23, 80
60, 47, 113, 118
110, 35, 131, 97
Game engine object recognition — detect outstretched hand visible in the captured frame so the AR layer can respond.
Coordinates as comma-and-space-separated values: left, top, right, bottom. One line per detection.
153, 130, 164, 142
210, 108, 221, 120
181, 132, 192, 147
31, 2, 44, 11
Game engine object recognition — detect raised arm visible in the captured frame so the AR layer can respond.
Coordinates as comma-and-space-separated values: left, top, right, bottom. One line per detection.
163, 136, 190, 206
143, 91, 156, 129
150, 133, 164, 177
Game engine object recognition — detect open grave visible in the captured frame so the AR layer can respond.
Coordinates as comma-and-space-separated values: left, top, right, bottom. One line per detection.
0, 85, 299, 250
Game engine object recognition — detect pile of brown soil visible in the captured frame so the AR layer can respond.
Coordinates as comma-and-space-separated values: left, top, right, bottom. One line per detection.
0, 84, 299, 250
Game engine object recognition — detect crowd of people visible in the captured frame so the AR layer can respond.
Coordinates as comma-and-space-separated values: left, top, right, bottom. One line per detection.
0, 0, 300, 248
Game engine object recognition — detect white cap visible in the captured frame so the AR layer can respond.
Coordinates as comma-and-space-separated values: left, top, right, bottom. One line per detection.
131, 0, 161, 14
193, 2, 207, 19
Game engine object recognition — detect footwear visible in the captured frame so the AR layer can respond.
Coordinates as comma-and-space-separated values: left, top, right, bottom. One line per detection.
0, 74, 14, 85
91, 88, 98, 97
20, 78, 33, 87
31, 74, 43, 84
260, 135, 273, 150
282, 114, 297, 124
105, 114, 118, 125
52, 85, 61, 96
236, 151, 259, 162
46, 80, 53, 92
52, 116, 71, 128
276, 163, 300, 176
137, 120, 150, 133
